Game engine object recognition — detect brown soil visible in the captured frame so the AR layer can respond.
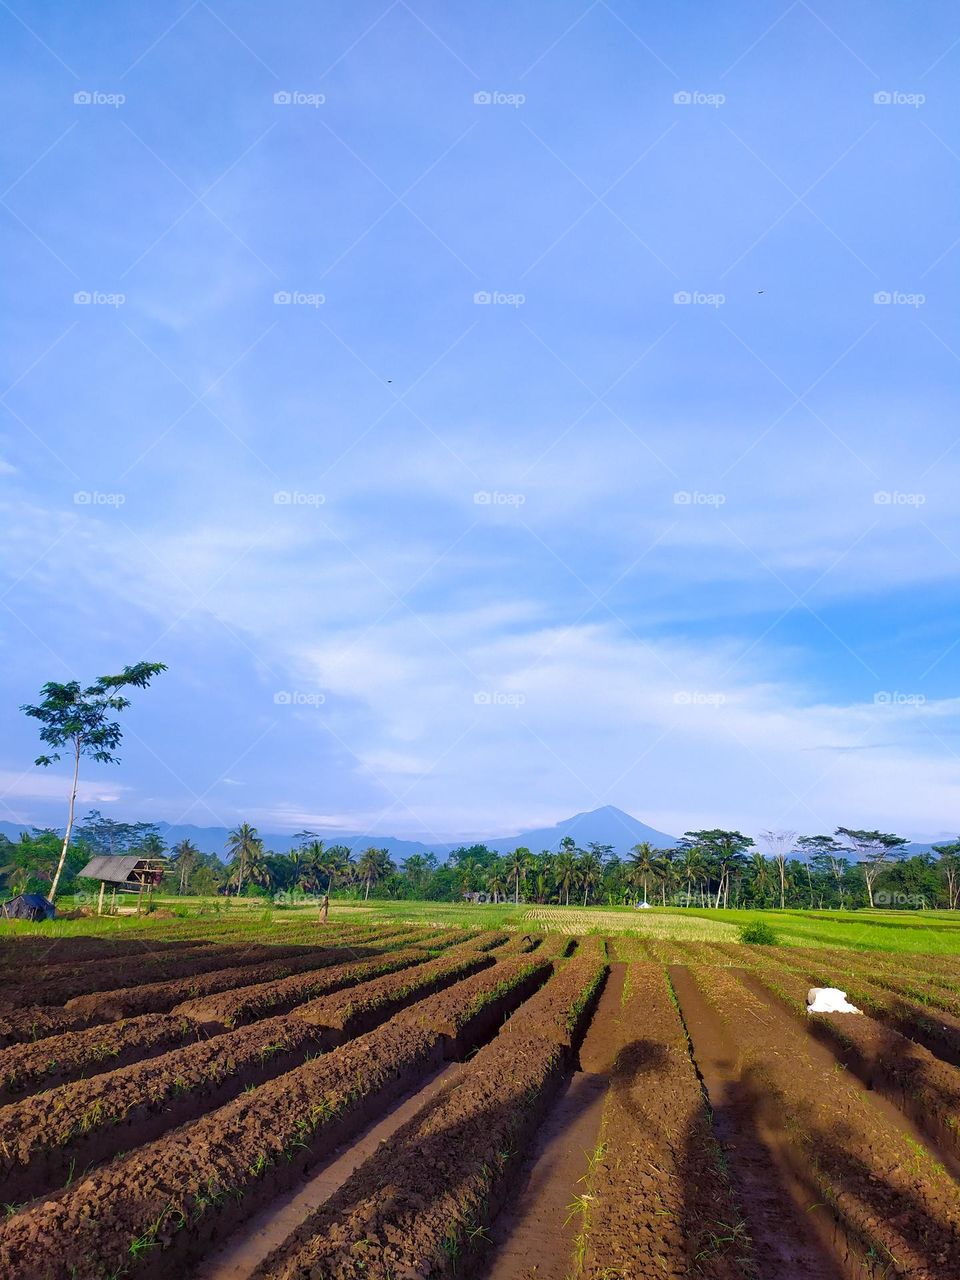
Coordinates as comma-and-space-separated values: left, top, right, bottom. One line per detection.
173, 948, 426, 1029
248, 954, 609, 1278
678, 964, 960, 1279
63, 943, 385, 1021
742, 964, 960, 1177
670, 964, 847, 1280
480, 962, 628, 1280
195, 1060, 466, 1280
0, 1010, 202, 1103
578, 964, 755, 1280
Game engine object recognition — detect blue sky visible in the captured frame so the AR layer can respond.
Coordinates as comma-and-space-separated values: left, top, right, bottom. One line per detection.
3, 1, 960, 844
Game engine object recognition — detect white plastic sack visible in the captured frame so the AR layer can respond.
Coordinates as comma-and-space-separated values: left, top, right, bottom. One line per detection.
806, 986, 861, 1014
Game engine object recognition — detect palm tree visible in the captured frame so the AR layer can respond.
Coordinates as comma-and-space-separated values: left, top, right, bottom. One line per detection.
578, 851, 603, 906
748, 851, 772, 905
225, 823, 262, 897
656, 848, 677, 906
171, 839, 199, 895
486, 862, 508, 903
357, 847, 394, 900
506, 846, 531, 904
628, 842, 657, 905
675, 844, 703, 906
554, 850, 578, 906
321, 844, 353, 896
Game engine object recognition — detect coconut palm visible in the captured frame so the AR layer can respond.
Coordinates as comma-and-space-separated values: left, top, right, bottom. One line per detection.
748, 851, 772, 905
171, 839, 199, 895
578, 851, 603, 906
656, 848, 677, 906
321, 844, 353, 895
554, 850, 578, 906
628, 842, 657, 905
505, 846, 531, 904
225, 823, 263, 897
486, 862, 508, 904
357, 847, 394, 900
676, 843, 705, 906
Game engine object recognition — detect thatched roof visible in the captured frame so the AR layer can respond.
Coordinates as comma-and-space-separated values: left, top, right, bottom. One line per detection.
77, 855, 167, 885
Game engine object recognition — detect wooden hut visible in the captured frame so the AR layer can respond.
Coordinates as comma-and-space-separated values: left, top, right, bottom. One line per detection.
77, 854, 169, 915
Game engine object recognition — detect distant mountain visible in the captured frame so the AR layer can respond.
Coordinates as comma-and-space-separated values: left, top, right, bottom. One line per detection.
480, 806, 678, 854
0, 805, 679, 861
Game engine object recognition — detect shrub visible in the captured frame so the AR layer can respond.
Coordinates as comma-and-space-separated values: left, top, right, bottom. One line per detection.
739, 919, 778, 946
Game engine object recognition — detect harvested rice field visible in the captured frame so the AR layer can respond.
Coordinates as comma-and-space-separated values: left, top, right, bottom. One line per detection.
0, 918, 958, 1279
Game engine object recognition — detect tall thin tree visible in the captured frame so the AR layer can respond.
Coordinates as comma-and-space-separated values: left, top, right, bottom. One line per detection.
20, 662, 167, 901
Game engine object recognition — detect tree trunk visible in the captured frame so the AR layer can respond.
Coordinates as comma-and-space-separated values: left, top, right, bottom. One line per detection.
365, 878, 371, 900
49, 738, 81, 902
715, 875, 723, 909
515, 872, 519, 905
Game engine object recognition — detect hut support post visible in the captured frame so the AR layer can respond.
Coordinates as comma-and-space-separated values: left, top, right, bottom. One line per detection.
97, 881, 106, 916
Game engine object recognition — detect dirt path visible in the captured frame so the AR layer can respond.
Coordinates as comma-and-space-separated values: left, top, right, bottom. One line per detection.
192, 1060, 465, 1280
669, 965, 847, 1280
479, 961, 628, 1280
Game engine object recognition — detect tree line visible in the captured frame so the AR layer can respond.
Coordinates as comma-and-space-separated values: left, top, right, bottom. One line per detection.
3, 816, 960, 911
